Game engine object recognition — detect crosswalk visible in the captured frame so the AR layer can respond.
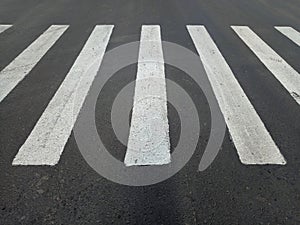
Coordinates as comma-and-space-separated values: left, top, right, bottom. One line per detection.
0, 25, 69, 103
12, 25, 113, 165
188, 26, 286, 165
232, 26, 300, 105
0, 24, 299, 167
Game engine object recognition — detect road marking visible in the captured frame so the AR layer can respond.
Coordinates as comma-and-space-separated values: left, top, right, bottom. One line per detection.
124, 25, 171, 166
0, 24, 12, 33
0, 25, 68, 103
232, 26, 300, 105
12, 25, 114, 165
275, 26, 300, 46
187, 25, 286, 165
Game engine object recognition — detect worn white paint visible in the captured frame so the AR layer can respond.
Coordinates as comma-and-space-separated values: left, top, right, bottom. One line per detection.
12, 25, 113, 165
187, 25, 286, 165
0, 25, 69, 103
124, 25, 171, 166
232, 26, 300, 105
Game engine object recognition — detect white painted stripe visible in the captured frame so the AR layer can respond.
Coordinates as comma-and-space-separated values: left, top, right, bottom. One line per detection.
275, 26, 300, 46
12, 25, 114, 165
0, 25, 68, 103
124, 25, 171, 166
187, 25, 286, 165
0, 24, 12, 33
232, 26, 300, 105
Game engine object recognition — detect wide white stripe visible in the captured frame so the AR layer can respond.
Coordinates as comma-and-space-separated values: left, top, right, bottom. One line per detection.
0, 25, 68, 103
13, 25, 114, 165
232, 26, 300, 105
275, 26, 300, 46
187, 25, 286, 165
0, 24, 12, 33
124, 25, 171, 166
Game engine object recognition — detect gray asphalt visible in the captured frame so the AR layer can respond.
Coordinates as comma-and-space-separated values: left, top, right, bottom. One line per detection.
0, 0, 300, 224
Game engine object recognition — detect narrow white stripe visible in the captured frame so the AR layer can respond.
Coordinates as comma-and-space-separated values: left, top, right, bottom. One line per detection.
187, 25, 286, 165
0, 24, 12, 33
275, 26, 300, 46
124, 25, 171, 166
12, 25, 114, 165
0, 25, 68, 103
232, 26, 300, 105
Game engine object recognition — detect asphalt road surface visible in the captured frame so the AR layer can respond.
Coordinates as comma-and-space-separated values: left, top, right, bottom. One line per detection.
0, 0, 300, 224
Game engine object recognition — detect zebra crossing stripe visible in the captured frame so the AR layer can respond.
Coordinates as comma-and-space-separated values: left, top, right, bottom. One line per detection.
275, 26, 300, 46
187, 25, 286, 165
232, 26, 300, 105
124, 25, 171, 166
0, 25, 69, 103
0, 24, 12, 34
12, 25, 114, 165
